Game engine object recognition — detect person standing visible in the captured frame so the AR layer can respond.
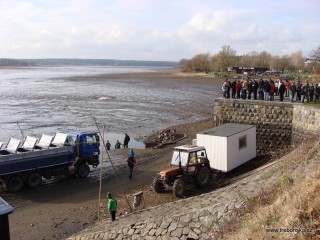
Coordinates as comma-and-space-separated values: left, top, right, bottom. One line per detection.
285, 80, 291, 97
269, 79, 275, 101
297, 80, 302, 101
289, 82, 297, 102
310, 83, 315, 102
241, 78, 248, 99
222, 79, 230, 98
253, 79, 259, 100
127, 148, 135, 179
247, 79, 253, 99
278, 80, 286, 102
301, 82, 310, 103
314, 83, 320, 103
123, 133, 130, 148
231, 79, 237, 99
263, 80, 270, 101
105, 140, 111, 150
107, 192, 117, 221
235, 80, 242, 99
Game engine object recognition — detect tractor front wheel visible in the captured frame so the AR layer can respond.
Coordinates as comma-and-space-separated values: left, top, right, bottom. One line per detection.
173, 178, 185, 198
77, 163, 90, 178
152, 176, 165, 193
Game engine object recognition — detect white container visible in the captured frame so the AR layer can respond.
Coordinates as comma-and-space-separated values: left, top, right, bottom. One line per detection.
196, 123, 256, 172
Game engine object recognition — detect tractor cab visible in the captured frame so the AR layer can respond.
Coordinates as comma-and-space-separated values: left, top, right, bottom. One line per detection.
171, 145, 208, 175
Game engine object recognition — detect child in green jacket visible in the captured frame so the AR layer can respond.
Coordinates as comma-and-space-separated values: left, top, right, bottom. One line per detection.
107, 192, 117, 221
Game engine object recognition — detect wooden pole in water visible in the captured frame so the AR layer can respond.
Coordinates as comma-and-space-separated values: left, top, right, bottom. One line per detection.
93, 117, 133, 212
97, 125, 105, 221
17, 121, 24, 139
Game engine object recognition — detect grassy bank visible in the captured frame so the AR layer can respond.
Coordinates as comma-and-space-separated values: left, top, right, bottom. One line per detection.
213, 140, 320, 239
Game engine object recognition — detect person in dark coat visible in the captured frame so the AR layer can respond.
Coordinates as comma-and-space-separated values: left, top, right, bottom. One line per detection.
278, 80, 286, 102
231, 80, 237, 99
123, 133, 130, 148
106, 140, 111, 150
253, 80, 259, 100
289, 82, 297, 102
115, 140, 121, 149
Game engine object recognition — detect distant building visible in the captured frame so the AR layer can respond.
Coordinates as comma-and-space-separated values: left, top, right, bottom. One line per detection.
232, 67, 269, 75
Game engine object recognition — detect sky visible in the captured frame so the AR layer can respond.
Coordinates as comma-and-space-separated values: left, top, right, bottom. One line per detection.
0, 0, 319, 61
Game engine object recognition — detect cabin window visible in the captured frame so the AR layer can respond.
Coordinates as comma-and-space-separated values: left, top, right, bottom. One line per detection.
86, 135, 98, 146
67, 135, 77, 144
239, 135, 247, 150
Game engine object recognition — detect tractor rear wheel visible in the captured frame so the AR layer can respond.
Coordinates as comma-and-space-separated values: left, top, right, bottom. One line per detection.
173, 178, 185, 198
195, 167, 211, 187
152, 176, 165, 193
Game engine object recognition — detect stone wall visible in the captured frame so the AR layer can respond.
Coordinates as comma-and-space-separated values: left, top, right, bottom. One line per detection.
292, 104, 320, 145
213, 98, 320, 153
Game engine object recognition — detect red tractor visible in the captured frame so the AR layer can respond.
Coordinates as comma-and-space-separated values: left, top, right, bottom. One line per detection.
153, 145, 211, 197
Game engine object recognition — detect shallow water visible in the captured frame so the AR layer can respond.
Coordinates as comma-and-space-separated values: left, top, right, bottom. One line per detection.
0, 66, 220, 149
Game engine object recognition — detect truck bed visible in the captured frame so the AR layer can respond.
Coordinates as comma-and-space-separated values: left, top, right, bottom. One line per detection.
0, 146, 75, 176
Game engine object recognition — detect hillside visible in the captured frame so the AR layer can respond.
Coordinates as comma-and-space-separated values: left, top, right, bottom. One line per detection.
0, 58, 177, 67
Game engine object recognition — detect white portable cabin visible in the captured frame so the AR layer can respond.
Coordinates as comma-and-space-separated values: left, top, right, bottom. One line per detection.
196, 123, 256, 172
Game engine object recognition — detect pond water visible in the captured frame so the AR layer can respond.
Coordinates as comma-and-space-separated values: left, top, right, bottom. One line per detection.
0, 66, 220, 149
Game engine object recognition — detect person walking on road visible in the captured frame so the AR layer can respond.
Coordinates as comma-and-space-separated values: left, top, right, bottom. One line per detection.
127, 148, 136, 179
107, 192, 117, 221
123, 133, 130, 148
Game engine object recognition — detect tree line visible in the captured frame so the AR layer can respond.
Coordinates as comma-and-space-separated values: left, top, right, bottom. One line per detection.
179, 45, 320, 74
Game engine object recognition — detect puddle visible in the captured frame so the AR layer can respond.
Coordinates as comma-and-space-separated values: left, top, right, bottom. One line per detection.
101, 132, 145, 149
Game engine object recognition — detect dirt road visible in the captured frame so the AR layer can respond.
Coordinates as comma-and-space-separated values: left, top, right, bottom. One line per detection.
2, 118, 214, 240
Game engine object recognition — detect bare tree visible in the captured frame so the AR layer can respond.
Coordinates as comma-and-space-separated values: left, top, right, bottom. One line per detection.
214, 45, 237, 72
271, 55, 291, 73
178, 58, 193, 72
290, 51, 305, 72
239, 51, 258, 68
311, 45, 320, 62
256, 51, 272, 68
191, 53, 211, 73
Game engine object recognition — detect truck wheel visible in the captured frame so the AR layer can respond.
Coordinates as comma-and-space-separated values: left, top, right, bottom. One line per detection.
173, 178, 185, 198
153, 177, 165, 193
77, 163, 90, 178
27, 172, 42, 188
7, 176, 24, 192
195, 167, 211, 187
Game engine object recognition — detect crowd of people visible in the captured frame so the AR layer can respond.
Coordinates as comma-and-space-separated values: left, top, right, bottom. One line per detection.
222, 78, 320, 103
105, 133, 131, 150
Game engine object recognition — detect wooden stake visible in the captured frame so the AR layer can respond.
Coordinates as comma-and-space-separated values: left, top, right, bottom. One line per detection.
93, 117, 133, 212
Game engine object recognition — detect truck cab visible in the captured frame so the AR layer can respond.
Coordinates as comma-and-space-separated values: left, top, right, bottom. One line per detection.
66, 131, 100, 167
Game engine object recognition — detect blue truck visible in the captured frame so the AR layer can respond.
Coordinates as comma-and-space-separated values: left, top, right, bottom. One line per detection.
0, 131, 100, 192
